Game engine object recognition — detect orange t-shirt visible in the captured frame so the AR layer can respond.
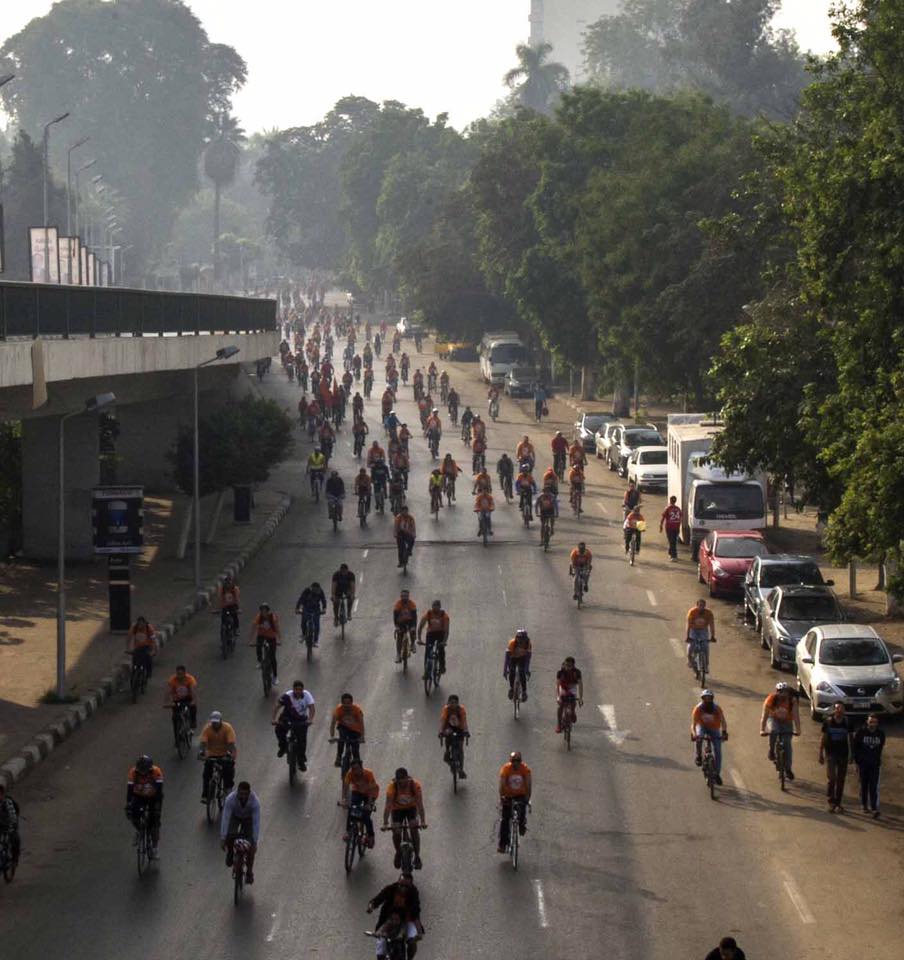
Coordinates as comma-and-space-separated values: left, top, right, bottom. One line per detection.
386, 777, 423, 811
420, 609, 449, 635
253, 612, 280, 638
570, 548, 592, 567
344, 767, 379, 800
128, 765, 164, 798
499, 761, 532, 798
686, 607, 715, 632
130, 623, 156, 650
440, 704, 468, 732
333, 703, 365, 734
167, 673, 197, 701
507, 637, 532, 658
474, 493, 495, 513
763, 693, 796, 724
692, 703, 726, 732
219, 584, 240, 608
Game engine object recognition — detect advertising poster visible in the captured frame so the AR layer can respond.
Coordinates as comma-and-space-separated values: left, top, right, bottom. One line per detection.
29, 226, 61, 283
88, 252, 96, 286
92, 486, 144, 554
70, 237, 82, 285
58, 235, 74, 284
80, 245, 89, 285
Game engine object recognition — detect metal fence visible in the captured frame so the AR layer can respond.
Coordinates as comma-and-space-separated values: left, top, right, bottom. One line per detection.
0, 281, 277, 340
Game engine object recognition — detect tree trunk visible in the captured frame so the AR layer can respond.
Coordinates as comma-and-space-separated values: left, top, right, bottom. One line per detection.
612, 381, 630, 418
875, 552, 887, 591
580, 365, 596, 402
885, 553, 902, 617
213, 180, 221, 289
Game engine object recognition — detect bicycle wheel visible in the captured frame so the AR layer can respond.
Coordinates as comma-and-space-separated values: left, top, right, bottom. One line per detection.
423, 655, 433, 696
629, 539, 636, 566
339, 600, 347, 640
288, 744, 297, 786
176, 718, 191, 760
402, 634, 410, 674
206, 771, 219, 824
221, 624, 229, 660
510, 819, 519, 870
130, 667, 140, 704
564, 721, 572, 751
778, 744, 786, 791
482, 518, 488, 548
513, 679, 521, 720
136, 826, 148, 877
233, 854, 244, 904
262, 659, 272, 697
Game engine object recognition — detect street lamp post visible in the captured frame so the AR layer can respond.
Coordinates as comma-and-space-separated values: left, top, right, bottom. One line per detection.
42, 112, 69, 283
66, 137, 90, 236
193, 347, 240, 592
73, 159, 96, 240
57, 392, 116, 699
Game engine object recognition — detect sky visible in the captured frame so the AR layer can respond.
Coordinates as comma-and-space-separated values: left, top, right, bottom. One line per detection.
2, 0, 838, 133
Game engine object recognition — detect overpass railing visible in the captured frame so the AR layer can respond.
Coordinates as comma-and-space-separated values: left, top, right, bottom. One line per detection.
0, 281, 277, 340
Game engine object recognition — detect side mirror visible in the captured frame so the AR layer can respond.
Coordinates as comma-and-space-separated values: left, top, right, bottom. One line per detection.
825, 579, 835, 586
800, 656, 814, 665
892, 654, 903, 663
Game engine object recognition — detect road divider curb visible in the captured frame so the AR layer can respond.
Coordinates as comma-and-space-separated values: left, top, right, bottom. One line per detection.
0, 494, 293, 790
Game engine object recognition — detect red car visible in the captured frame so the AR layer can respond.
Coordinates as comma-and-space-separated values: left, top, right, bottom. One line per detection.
697, 530, 770, 597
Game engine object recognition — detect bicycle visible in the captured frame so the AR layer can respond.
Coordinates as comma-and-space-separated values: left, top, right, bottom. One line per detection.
231, 836, 252, 904
342, 798, 372, 873
357, 494, 370, 528
540, 513, 553, 551
133, 803, 155, 877
560, 696, 577, 751
690, 637, 709, 688
300, 610, 319, 661
285, 722, 310, 786
500, 471, 513, 503
363, 929, 410, 960
330, 735, 364, 779
353, 433, 366, 458
203, 755, 228, 824
461, 422, 472, 444
129, 652, 149, 703
380, 820, 423, 874
173, 701, 193, 759
519, 490, 533, 527
572, 567, 589, 607
505, 799, 529, 871
428, 431, 440, 459
336, 594, 350, 640
478, 509, 491, 547
443, 731, 468, 793
571, 485, 583, 516
763, 729, 797, 791
328, 496, 343, 532
509, 669, 526, 719
373, 482, 386, 514
472, 451, 485, 474
443, 474, 456, 506
430, 487, 442, 519
309, 469, 324, 502
390, 487, 405, 516
397, 535, 413, 574
219, 610, 237, 659
489, 396, 499, 421
627, 529, 640, 566
553, 451, 566, 481
396, 625, 414, 673
0, 831, 17, 884
259, 638, 274, 696
697, 734, 718, 800
421, 638, 442, 696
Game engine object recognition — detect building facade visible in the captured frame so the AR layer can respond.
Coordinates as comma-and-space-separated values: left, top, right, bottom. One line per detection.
529, 0, 621, 82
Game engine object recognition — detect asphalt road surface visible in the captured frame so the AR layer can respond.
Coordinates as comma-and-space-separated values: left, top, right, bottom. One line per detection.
2, 337, 902, 960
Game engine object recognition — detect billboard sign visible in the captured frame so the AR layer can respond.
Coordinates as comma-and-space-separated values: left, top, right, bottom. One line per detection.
92, 486, 144, 554
29, 226, 61, 283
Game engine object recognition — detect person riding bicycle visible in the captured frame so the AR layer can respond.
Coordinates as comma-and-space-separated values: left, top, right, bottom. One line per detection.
352, 390, 364, 417
425, 407, 442, 435
568, 438, 587, 469
355, 467, 373, 513
394, 506, 417, 567
516, 435, 535, 471
686, 599, 716, 666
472, 468, 493, 495
496, 452, 514, 498
325, 470, 345, 520
760, 682, 800, 780
474, 489, 495, 536
385, 408, 401, 441
418, 600, 450, 674
367, 440, 386, 468
623, 505, 645, 556
330, 563, 356, 625
551, 431, 568, 472
250, 603, 280, 681
128, 616, 158, 680
200, 710, 237, 802
439, 369, 450, 391
556, 657, 584, 733
438, 694, 469, 777
393, 590, 419, 661
367, 872, 424, 959
126, 755, 164, 860
428, 468, 444, 510
471, 433, 487, 471
398, 422, 412, 451
515, 464, 537, 518
370, 457, 390, 500
691, 690, 728, 784
568, 464, 585, 513
342, 758, 379, 848
381, 387, 394, 419
295, 581, 327, 646
331, 692, 365, 767
272, 680, 316, 769
569, 542, 593, 592
164, 665, 198, 742
504, 629, 532, 700
447, 387, 460, 420
383, 768, 427, 870
221, 781, 261, 883
440, 453, 461, 498
218, 574, 241, 635
0, 783, 21, 869
498, 752, 532, 854
471, 414, 486, 443
460, 404, 474, 436
536, 486, 557, 534
318, 418, 336, 459
306, 448, 326, 492
623, 479, 641, 515
352, 416, 369, 450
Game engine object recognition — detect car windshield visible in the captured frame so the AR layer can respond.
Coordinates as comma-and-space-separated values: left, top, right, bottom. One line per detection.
760, 563, 824, 587
780, 596, 839, 621
489, 343, 527, 364
820, 638, 888, 666
584, 415, 608, 432
715, 537, 768, 559
625, 431, 662, 448
512, 368, 535, 380
638, 450, 667, 465
695, 484, 765, 521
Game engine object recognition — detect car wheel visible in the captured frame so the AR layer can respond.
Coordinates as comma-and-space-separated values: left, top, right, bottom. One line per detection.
769, 642, 781, 669
743, 601, 753, 626
708, 576, 717, 598
697, 563, 705, 584
808, 688, 820, 722
607, 454, 616, 472
760, 628, 769, 651
754, 611, 761, 635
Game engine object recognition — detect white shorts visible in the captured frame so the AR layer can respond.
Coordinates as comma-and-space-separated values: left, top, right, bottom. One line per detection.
377, 922, 418, 956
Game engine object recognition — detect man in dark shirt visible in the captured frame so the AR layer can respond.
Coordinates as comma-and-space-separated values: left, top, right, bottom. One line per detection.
704, 936, 746, 960
819, 702, 853, 813
853, 713, 886, 818
368, 872, 423, 958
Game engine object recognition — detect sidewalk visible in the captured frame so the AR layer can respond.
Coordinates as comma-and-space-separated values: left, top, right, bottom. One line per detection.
0, 371, 296, 782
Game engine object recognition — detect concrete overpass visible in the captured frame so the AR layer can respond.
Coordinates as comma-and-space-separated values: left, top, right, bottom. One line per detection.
0, 281, 280, 559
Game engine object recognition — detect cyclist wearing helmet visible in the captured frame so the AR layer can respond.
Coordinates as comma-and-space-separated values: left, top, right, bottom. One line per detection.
126, 755, 164, 858
498, 752, 532, 853
760, 682, 800, 779
504, 630, 532, 701
691, 690, 728, 784
295, 581, 328, 646
382, 768, 427, 870
438, 694, 469, 777
199, 710, 237, 802
250, 603, 280, 682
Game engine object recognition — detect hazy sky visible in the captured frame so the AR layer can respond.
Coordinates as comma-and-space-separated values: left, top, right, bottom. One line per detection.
3, 0, 837, 132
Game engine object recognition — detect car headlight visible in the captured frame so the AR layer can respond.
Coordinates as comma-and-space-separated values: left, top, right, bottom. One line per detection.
883, 676, 902, 694
816, 680, 838, 694
712, 563, 728, 577
773, 624, 790, 640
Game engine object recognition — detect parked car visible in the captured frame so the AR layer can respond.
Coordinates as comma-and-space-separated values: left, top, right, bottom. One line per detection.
505, 366, 538, 397
608, 425, 664, 476
574, 412, 615, 453
697, 530, 770, 598
796, 624, 904, 720
626, 446, 668, 492
762, 584, 845, 671
595, 422, 622, 462
436, 339, 478, 361
396, 316, 423, 338
743, 555, 830, 633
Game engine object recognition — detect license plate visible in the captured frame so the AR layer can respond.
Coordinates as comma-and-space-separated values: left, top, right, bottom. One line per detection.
845, 699, 872, 709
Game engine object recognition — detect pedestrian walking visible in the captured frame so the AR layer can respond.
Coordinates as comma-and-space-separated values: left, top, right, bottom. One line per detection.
533, 382, 547, 422
660, 495, 682, 561
853, 714, 885, 818
819, 702, 853, 813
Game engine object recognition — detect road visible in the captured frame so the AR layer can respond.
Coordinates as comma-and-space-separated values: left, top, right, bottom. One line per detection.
1, 334, 902, 960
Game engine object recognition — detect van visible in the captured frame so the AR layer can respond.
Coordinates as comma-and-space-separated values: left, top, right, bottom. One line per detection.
480, 337, 528, 384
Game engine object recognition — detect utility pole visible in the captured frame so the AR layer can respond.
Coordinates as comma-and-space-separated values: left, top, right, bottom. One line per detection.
529, 0, 545, 44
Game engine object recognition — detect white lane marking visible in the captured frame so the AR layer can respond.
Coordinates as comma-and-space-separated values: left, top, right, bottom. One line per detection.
533, 879, 549, 928
353, 598, 359, 614
646, 589, 658, 607
669, 637, 685, 659
390, 708, 417, 743
359, 573, 364, 585
598, 704, 628, 745
501, 587, 508, 607
363, 549, 369, 559
728, 767, 750, 804
265, 912, 280, 943
782, 871, 816, 924
597, 502, 608, 514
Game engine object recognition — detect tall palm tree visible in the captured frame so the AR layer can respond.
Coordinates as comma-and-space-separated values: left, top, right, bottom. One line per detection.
204, 112, 245, 286
504, 42, 570, 114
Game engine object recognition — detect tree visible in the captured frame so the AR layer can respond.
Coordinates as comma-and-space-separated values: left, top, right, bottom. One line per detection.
503, 43, 570, 115
0, 0, 246, 281
204, 112, 245, 286
0, 422, 22, 556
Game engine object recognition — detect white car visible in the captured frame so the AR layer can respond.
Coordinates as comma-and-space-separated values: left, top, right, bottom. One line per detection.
796, 624, 904, 720
595, 422, 622, 461
626, 446, 668, 492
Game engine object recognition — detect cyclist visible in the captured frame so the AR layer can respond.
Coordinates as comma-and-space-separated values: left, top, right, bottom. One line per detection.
471, 432, 487, 472
342, 758, 379, 848
496, 452, 514, 500
439, 369, 450, 395
325, 469, 345, 521
418, 600, 450, 674
370, 456, 390, 503
164, 665, 198, 742
623, 504, 645, 556
218, 573, 241, 635
472, 413, 486, 442
128, 616, 157, 680
272, 680, 316, 769
551, 431, 568, 476
352, 390, 364, 418
331, 563, 356, 625
691, 690, 728, 784
487, 383, 500, 417
474, 487, 495, 537
460, 404, 474, 439
221, 781, 261, 884
394, 505, 417, 567
330, 692, 366, 767
536, 486, 557, 535
440, 453, 460, 500
318, 418, 336, 460
623, 478, 641, 515
393, 590, 418, 662
569, 542, 593, 594
367, 439, 387, 468
0, 784, 20, 870
555, 657, 584, 734
398, 422, 412, 453
383, 768, 426, 870
541, 464, 558, 497
686, 599, 716, 666
355, 467, 373, 514
516, 435, 535, 471
447, 387, 459, 422
367, 872, 423, 959
568, 463, 585, 514
306, 447, 326, 495
497, 752, 532, 854
126, 755, 164, 859
472, 467, 493, 494
250, 603, 280, 682
389, 468, 407, 514
515, 463, 537, 519
425, 407, 442, 436
352, 416, 369, 453
438, 694, 469, 777
199, 710, 237, 802
568, 438, 587, 470
295, 581, 327, 646
760, 682, 800, 780
428, 468, 444, 512
504, 629, 532, 700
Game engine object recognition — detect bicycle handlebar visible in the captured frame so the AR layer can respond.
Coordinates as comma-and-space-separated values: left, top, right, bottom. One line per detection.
329, 737, 366, 744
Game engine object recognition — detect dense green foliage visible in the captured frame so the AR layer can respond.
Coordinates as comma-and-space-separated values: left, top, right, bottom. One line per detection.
0, 422, 23, 557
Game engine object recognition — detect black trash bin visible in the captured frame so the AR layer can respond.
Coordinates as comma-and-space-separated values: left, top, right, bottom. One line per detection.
233, 485, 252, 523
